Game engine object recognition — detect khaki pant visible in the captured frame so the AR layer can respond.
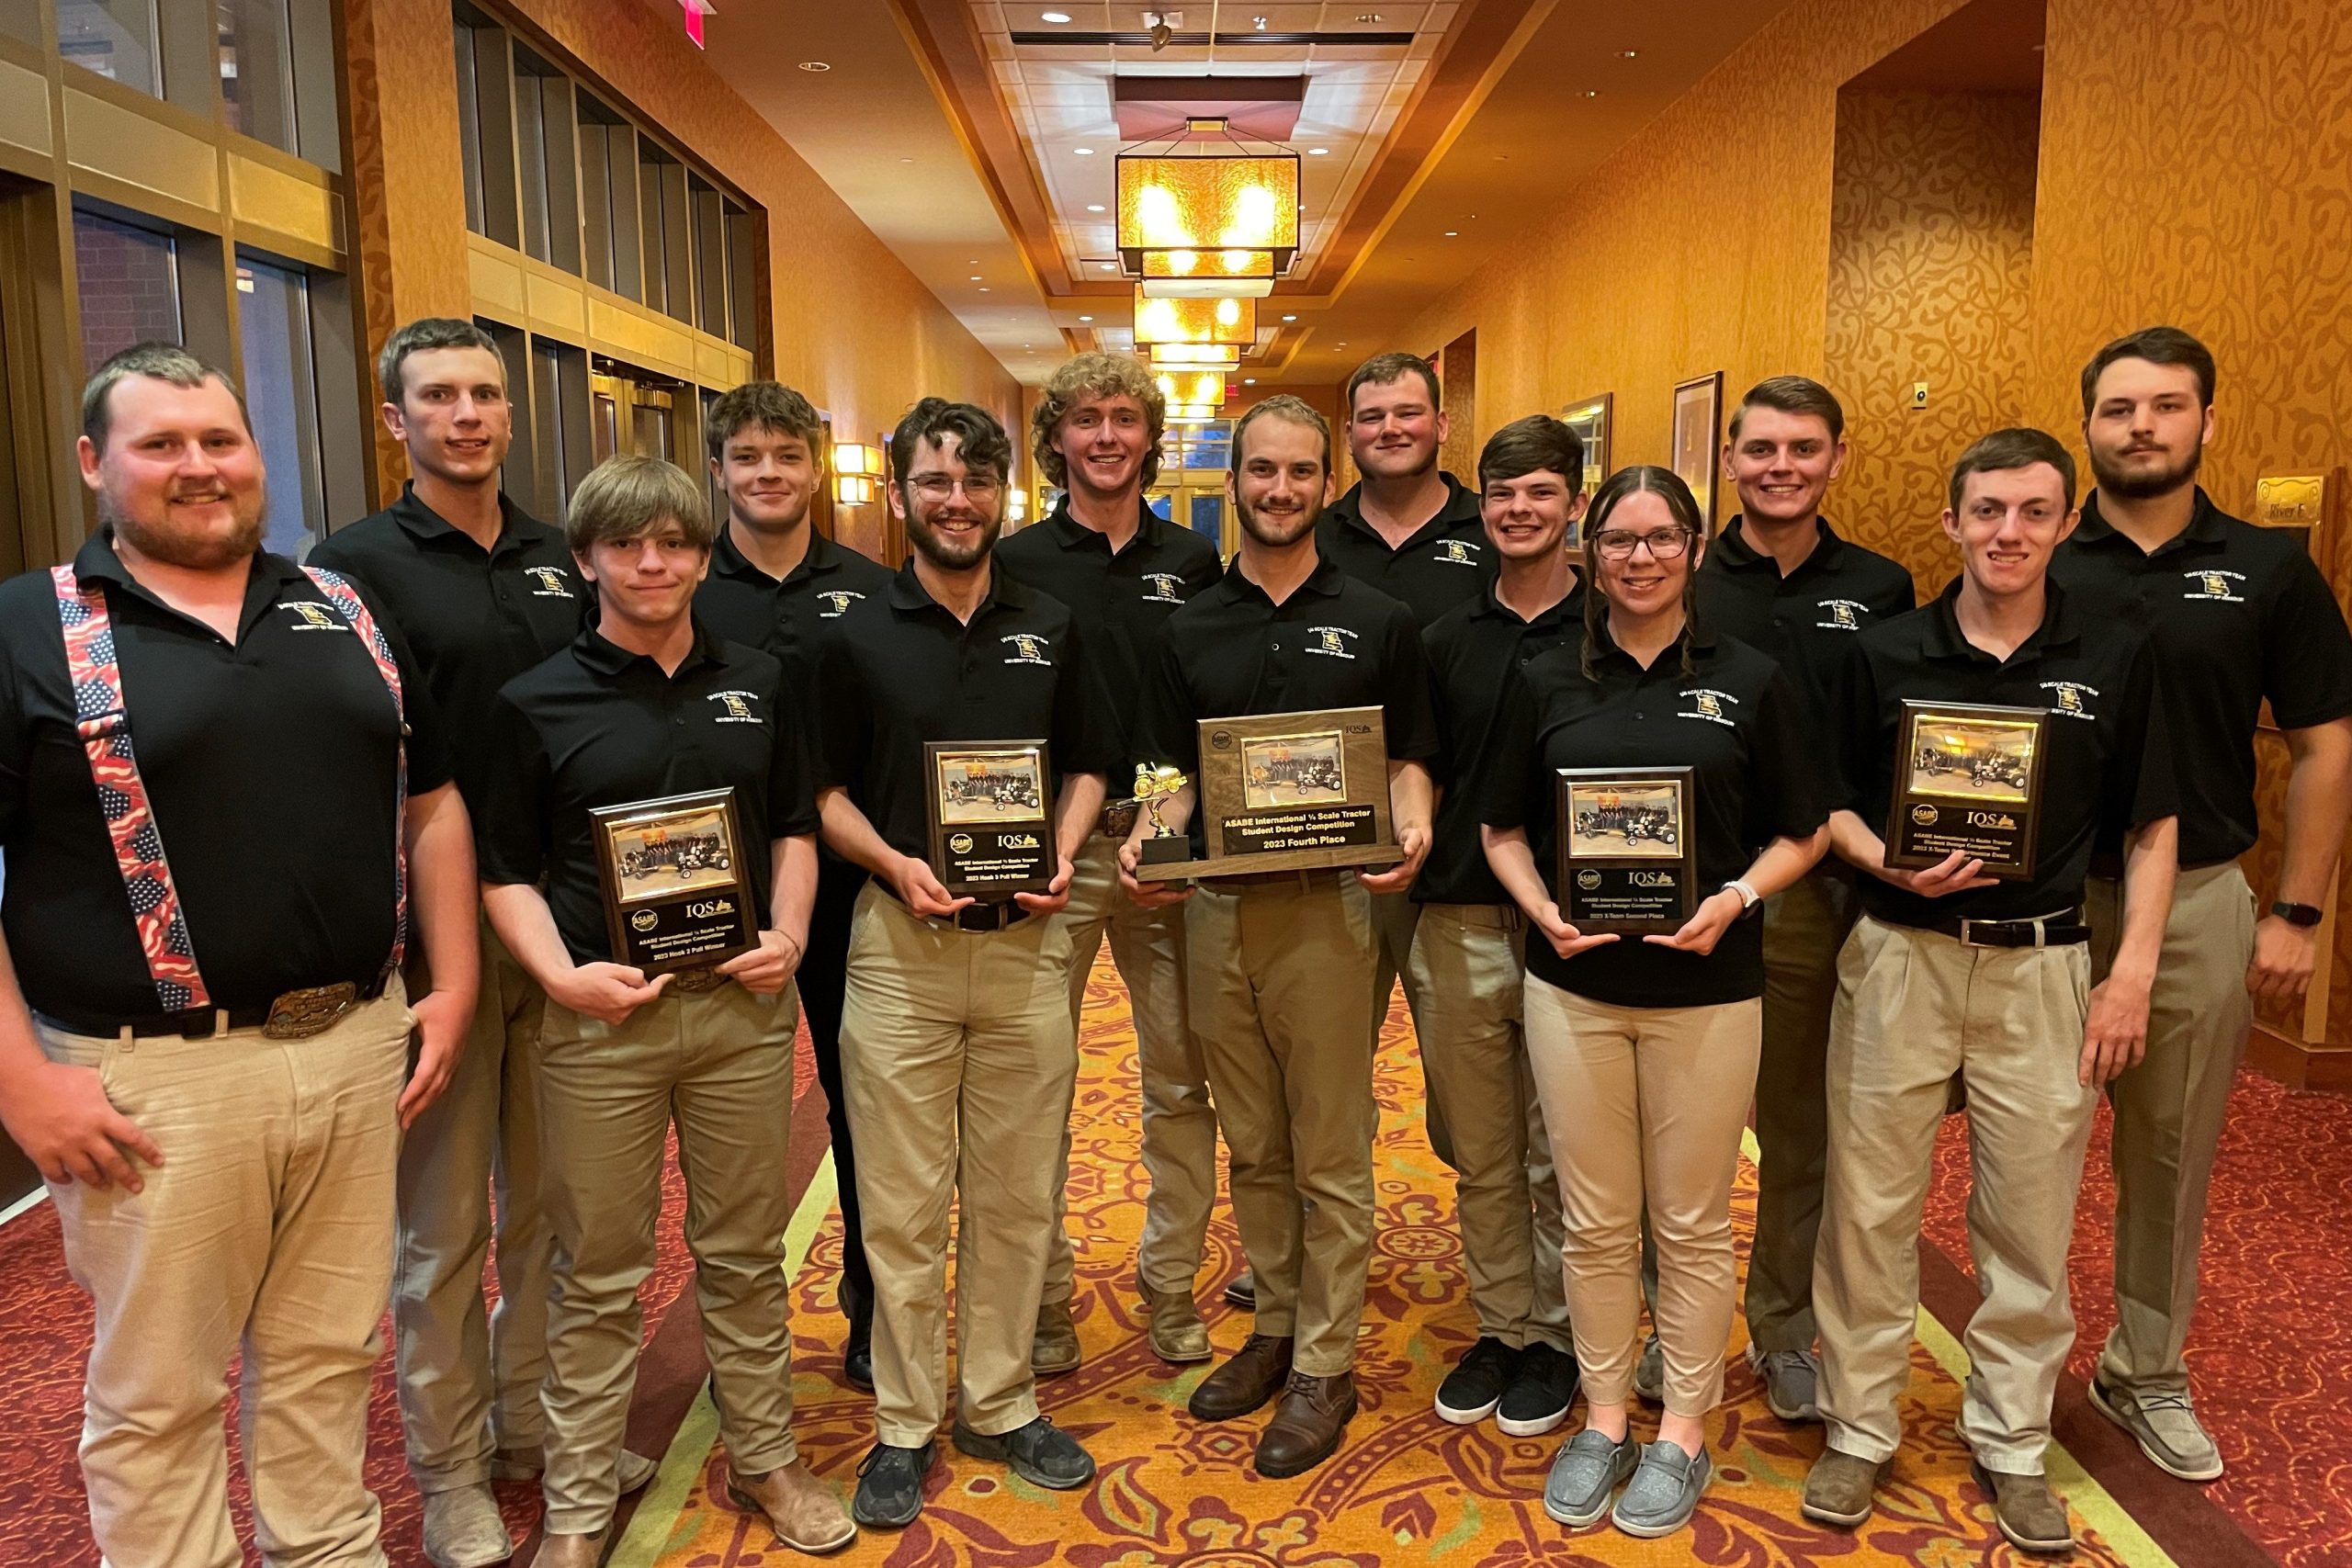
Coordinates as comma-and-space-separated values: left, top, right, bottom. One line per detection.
537, 981, 802, 1534
1371, 888, 1453, 1168
1407, 904, 1570, 1350
41, 989, 413, 1568
393, 915, 549, 1491
1524, 978, 1760, 1415
1815, 916, 2095, 1473
839, 886, 1079, 1447
1046, 835, 1213, 1300
1747, 867, 1859, 1353
1186, 871, 1378, 1377
2087, 861, 2256, 1396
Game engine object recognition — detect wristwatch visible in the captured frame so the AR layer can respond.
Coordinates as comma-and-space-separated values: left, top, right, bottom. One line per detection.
1724, 879, 1763, 914
2272, 900, 2324, 929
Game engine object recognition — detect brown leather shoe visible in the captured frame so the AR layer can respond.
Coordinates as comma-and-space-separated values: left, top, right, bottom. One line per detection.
530, 1531, 606, 1568
1255, 1371, 1358, 1478
1136, 1272, 1212, 1363
1188, 1333, 1294, 1421
1972, 1462, 2074, 1555
727, 1461, 858, 1554
1030, 1297, 1081, 1376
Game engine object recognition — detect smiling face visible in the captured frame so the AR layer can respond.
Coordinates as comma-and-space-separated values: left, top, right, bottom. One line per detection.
1942, 462, 2079, 603
1480, 468, 1584, 562
1231, 412, 1335, 548
1589, 489, 1698, 618
891, 433, 1004, 570
713, 422, 819, 536
1725, 404, 1845, 526
383, 344, 512, 487
1051, 389, 1150, 502
1347, 372, 1448, 484
2084, 356, 2211, 501
574, 515, 709, 634
79, 373, 266, 570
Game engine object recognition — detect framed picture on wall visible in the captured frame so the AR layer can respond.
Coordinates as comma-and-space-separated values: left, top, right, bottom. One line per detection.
1671, 372, 1724, 532
1560, 392, 1612, 508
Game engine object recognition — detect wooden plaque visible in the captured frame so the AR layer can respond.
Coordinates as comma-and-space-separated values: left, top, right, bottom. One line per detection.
1883, 700, 2049, 880
1139, 706, 1405, 883
1554, 767, 1696, 935
590, 788, 759, 975
924, 740, 1055, 900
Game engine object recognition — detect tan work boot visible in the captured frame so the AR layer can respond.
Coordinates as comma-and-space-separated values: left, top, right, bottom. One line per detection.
1031, 1297, 1081, 1375
1136, 1270, 1211, 1363
1800, 1447, 1888, 1529
531, 1530, 606, 1568
1972, 1461, 2075, 1555
727, 1460, 857, 1554
420, 1483, 512, 1567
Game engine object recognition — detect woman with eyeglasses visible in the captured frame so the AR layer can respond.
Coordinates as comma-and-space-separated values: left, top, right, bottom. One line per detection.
1479, 465, 1829, 1540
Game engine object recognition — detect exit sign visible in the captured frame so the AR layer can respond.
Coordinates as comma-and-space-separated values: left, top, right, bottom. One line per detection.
678, 0, 713, 48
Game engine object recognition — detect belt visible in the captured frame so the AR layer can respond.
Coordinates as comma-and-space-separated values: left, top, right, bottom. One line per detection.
1094, 800, 1140, 840
37, 976, 392, 1041
948, 901, 1033, 932
1921, 908, 2089, 949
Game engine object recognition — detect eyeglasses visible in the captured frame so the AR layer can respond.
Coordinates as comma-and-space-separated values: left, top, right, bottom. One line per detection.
1590, 527, 1691, 561
909, 474, 1002, 502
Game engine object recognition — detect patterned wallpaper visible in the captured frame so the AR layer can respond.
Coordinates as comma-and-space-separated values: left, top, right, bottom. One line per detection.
1826, 90, 2041, 586
1408, 0, 2352, 1046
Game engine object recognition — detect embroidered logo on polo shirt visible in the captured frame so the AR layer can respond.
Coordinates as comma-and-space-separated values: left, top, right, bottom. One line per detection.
279, 600, 349, 632
707, 690, 764, 725
817, 590, 866, 617
1433, 538, 1482, 567
1002, 632, 1053, 667
1142, 572, 1186, 604
1305, 626, 1359, 659
1676, 688, 1738, 727
2183, 569, 2246, 604
1815, 599, 1867, 631
2040, 680, 2099, 720
524, 566, 575, 598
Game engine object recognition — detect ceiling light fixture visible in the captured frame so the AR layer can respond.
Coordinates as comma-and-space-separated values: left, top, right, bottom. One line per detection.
1041, 9, 1071, 21
1073, 146, 1095, 155
1618, 49, 1638, 58
797, 61, 831, 72
1079, 314, 1093, 321
1243, 377, 1257, 385
1307, 147, 1329, 155
1116, 123, 1300, 294
1584, 90, 1600, 98
1281, 313, 1296, 321
978, 287, 991, 292
1443, 230, 1458, 236
1086, 203, 1105, 212
1133, 289, 1258, 347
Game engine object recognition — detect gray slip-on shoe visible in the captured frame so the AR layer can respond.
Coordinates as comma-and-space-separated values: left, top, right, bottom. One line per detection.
1543, 1427, 1640, 1528
1611, 1440, 1713, 1539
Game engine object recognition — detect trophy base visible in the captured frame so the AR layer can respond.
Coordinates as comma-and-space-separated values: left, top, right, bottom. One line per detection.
1138, 836, 1192, 865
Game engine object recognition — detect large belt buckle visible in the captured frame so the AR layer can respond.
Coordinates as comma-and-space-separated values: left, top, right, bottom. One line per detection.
264, 981, 359, 1040
1097, 799, 1140, 840
672, 964, 729, 993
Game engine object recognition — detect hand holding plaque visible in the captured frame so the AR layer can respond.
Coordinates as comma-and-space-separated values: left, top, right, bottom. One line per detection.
1883, 701, 2048, 880
1554, 767, 1696, 934
591, 789, 759, 976
925, 741, 1055, 900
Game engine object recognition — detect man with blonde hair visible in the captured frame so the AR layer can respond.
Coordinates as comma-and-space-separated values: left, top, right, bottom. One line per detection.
1000, 353, 1223, 1366
480, 454, 850, 1562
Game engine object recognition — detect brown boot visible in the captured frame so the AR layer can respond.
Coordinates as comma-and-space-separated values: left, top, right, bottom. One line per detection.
1255, 1371, 1358, 1478
1972, 1462, 2075, 1555
1801, 1448, 1888, 1529
1030, 1297, 1081, 1376
1188, 1333, 1294, 1420
1136, 1271, 1212, 1363
727, 1461, 858, 1554
530, 1532, 606, 1568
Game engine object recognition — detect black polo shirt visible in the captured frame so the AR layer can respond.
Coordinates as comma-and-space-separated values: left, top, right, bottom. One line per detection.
1316, 471, 1491, 626
0, 532, 449, 1021
1829, 579, 2177, 930
308, 483, 582, 811
1415, 576, 1587, 906
1480, 628, 1824, 1008
1695, 514, 1917, 728
2052, 488, 2352, 866
811, 561, 1121, 863
479, 621, 818, 964
996, 498, 1223, 741
695, 523, 896, 675
1136, 549, 1441, 860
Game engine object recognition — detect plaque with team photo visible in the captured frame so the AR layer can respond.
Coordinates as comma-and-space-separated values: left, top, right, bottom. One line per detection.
1883, 700, 2048, 880
1137, 706, 1406, 883
1554, 767, 1697, 934
925, 741, 1055, 899
591, 788, 759, 975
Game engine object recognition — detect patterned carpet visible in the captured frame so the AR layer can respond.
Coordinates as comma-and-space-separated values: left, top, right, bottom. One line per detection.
0, 949, 2339, 1565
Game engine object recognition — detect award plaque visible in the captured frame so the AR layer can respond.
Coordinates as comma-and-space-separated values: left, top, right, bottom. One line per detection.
1138, 706, 1406, 882
590, 788, 758, 975
1884, 700, 2048, 880
1554, 767, 1697, 934
925, 740, 1055, 899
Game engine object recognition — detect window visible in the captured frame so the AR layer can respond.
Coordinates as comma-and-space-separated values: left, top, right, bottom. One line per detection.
57, 0, 160, 95
218, 0, 296, 151
236, 257, 324, 558
74, 211, 181, 374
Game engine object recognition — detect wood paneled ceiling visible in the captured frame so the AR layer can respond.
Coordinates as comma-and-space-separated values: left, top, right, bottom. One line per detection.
694, 0, 1797, 384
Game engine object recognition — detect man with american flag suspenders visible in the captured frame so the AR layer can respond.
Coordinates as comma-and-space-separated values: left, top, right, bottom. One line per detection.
0, 344, 478, 1568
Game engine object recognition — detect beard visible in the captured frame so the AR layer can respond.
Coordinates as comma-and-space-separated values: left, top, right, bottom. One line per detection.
1236, 491, 1320, 548
102, 492, 265, 570
908, 507, 1001, 570
2090, 438, 2202, 501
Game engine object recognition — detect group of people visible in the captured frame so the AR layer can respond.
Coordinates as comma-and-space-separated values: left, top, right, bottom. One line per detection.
0, 317, 2339, 1567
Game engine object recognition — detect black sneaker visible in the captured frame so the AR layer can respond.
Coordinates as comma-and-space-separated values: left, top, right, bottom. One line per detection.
1498, 1342, 1580, 1437
1435, 1336, 1520, 1425
851, 1440, 934, 1529
952, 1415, 1097, 1490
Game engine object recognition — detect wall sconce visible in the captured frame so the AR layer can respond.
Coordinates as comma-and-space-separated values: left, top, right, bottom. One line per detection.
1007, 486, 1030, 523
831, 441, 883, 507
834, 474, 876, 506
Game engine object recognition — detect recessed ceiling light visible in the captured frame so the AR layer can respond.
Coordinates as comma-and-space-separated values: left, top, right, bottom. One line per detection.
1073, 146, 1095, 155
1101, 262, 1118, 271
1041, 9, 1072, 21
1244, 377, 1257, 385
899, 156, 914, 164
1281, 313, 1297, 321
1079, 314, 1093, 321
1355, 11, 1382, 20
1618, 49, 1637, 58
969, 275, 982, 280
1308, 147, 1329, 156
1583, 90, 1600, 98
1443, 230, 1458, 236
1086, 203, 1105, 212
979, 287, 991, 292
797, 61, 831, 72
